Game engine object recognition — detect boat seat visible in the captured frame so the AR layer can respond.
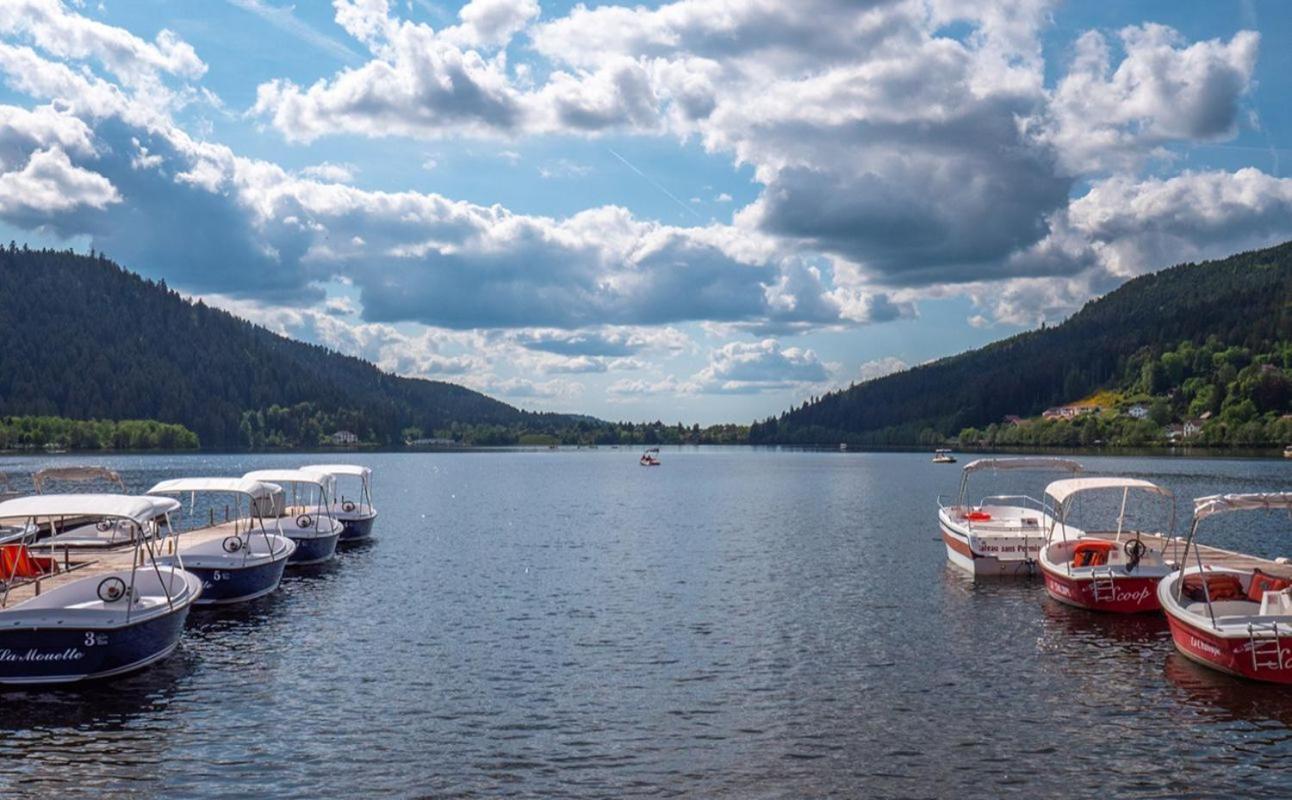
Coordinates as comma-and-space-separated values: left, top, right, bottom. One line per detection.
0, 544, 59, 581
1247, 568, 1292, 602
1072, 540, 1114, 568
1181, 572, 1245, 602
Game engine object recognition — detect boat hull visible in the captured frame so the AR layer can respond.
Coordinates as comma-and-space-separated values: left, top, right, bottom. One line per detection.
286, 531, 340, 564
184, 556, 290, 605
1040, 563, 1163, 613
939, 524, 1038, 577
0, 603, 193, 685
1164, 612, 1292, 684
338, 514, 376, 542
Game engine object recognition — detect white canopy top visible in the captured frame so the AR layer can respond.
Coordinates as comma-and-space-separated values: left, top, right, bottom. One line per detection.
244, 469, 335, 492
148, 477, 282, 499
301, 464, 371, 479
1194, 492, 1292, 521
963, 457, 1083, 474
1045, 477, 1171, 506
33, 465, 125, 493
0, 493, 180, 524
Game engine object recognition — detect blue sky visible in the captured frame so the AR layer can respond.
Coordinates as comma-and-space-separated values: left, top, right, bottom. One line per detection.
1, 1, 1290, 424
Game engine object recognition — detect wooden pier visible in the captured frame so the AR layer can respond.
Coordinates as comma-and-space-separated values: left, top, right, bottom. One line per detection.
1086, 531, 1292, 579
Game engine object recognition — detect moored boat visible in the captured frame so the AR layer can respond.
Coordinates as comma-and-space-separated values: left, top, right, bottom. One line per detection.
147, 478, 296, 605
243, 470, 345, 561
932, 448, 956, 463
640, 448, 661, 466
1038, 477, 1176, 613
0, 494, 202, 684
937, 457, 1082, 577
299, 464, 378, 542
1160, 493, 1292, 683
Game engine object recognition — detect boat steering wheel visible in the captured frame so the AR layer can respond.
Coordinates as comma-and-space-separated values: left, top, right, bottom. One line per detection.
97, 576, 127, 602
296, 514, 313, 529
1123, 538, 1147, 572
222, 536, 244, 553
342, 500, 356, 513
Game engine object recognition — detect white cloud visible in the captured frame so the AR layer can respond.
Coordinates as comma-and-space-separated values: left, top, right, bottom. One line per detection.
0, 145, 119, 217
858, 356, 908, 382
300, 161, 357, 182
691, 338, 830, 394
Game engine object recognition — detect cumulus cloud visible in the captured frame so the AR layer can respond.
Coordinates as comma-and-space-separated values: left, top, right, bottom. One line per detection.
0, 145, 119, 219
691, 338, 831, 394
858, 356, 908, 382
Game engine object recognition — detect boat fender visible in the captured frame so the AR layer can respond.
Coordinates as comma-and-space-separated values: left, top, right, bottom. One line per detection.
296, 514, 313, 529
222, 536, 243, 553
97, 576, 127, 602
342, 501, 356, 513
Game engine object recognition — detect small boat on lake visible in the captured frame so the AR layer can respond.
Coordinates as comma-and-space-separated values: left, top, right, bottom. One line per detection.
1038, 477, 1176, 613
148, 478, 296, 605
300, 464, 378, 542
938, 457, 1082, 577
932, 448, 956, 463
243, 470, 345, 561
640, 448, 661, 466
1160, 493, 1292, 682
0, 493, 202, 684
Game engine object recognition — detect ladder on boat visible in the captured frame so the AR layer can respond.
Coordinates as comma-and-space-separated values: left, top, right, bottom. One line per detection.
1090, 567, 1117, 604
1248, 621, 1286, 671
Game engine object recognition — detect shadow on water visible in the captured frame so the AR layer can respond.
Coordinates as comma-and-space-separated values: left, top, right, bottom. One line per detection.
1163, 652, 1292, 728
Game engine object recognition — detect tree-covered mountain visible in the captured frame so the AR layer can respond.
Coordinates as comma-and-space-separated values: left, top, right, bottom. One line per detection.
0, 245, 534, 448
751, 241, 1292, 445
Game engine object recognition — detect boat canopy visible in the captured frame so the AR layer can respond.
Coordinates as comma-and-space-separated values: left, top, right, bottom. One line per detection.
1193, 492, 1292, 521
148, 477, 282, 499
0, 493, 180, 524
301, 464, 370, 479
962, 457, 1083, 474
1045, 477, 1171, 506
33, 466, 125, 493
244, 469, 335, 493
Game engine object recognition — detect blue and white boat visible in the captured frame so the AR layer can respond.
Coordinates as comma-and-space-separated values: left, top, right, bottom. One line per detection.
300, 464, 378, 542
242, 470, 344, 564
147, 478, 296, 605
0, 493, 202, 685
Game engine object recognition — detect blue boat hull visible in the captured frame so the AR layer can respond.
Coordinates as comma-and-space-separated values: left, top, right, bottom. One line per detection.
286, 531, 340, 565
338, 514, 375, 542
0, 604, 192, 684
186, 556, 290, 605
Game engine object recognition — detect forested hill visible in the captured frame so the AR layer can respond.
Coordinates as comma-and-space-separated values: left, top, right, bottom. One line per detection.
751, 241, 1292, 445
0, 246, 532, 448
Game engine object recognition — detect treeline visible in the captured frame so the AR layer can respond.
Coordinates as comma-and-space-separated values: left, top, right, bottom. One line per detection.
0, 246, 558, 448
0, 415, 199, 451
751, 240, 1292, 444
417, 420, 751, 447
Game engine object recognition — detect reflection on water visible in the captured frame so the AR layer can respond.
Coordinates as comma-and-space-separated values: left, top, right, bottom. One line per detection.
0, 449, 1287, 798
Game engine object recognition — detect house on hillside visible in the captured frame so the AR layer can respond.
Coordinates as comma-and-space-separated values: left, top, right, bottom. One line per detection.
1183, 418, 1206, 438
329, 430, 359, 445
1042, 404, 1100, 421
1164, 424, 1185, 441
1125, 404, 1150, 420
1003, 415, 1027, 426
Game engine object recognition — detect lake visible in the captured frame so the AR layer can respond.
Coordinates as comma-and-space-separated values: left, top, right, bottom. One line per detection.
0, 449, 1289, 798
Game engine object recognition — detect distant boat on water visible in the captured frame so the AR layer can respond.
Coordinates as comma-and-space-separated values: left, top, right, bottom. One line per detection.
933, 449, 956, 463
640, 448, 661, 466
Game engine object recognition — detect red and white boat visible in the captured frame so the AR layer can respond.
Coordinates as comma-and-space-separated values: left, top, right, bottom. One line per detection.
937, 457, 1082, 577
1038, 477, 1176, 613
1160, 493, 1292, 683
639, 448, 661, 466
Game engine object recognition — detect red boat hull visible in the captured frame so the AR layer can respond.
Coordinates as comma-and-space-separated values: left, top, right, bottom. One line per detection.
1041, 563, 1162, 613
1166, 613, 1292, 684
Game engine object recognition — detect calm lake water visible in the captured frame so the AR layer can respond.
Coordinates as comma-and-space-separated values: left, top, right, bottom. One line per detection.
0, 449, 1290, 798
